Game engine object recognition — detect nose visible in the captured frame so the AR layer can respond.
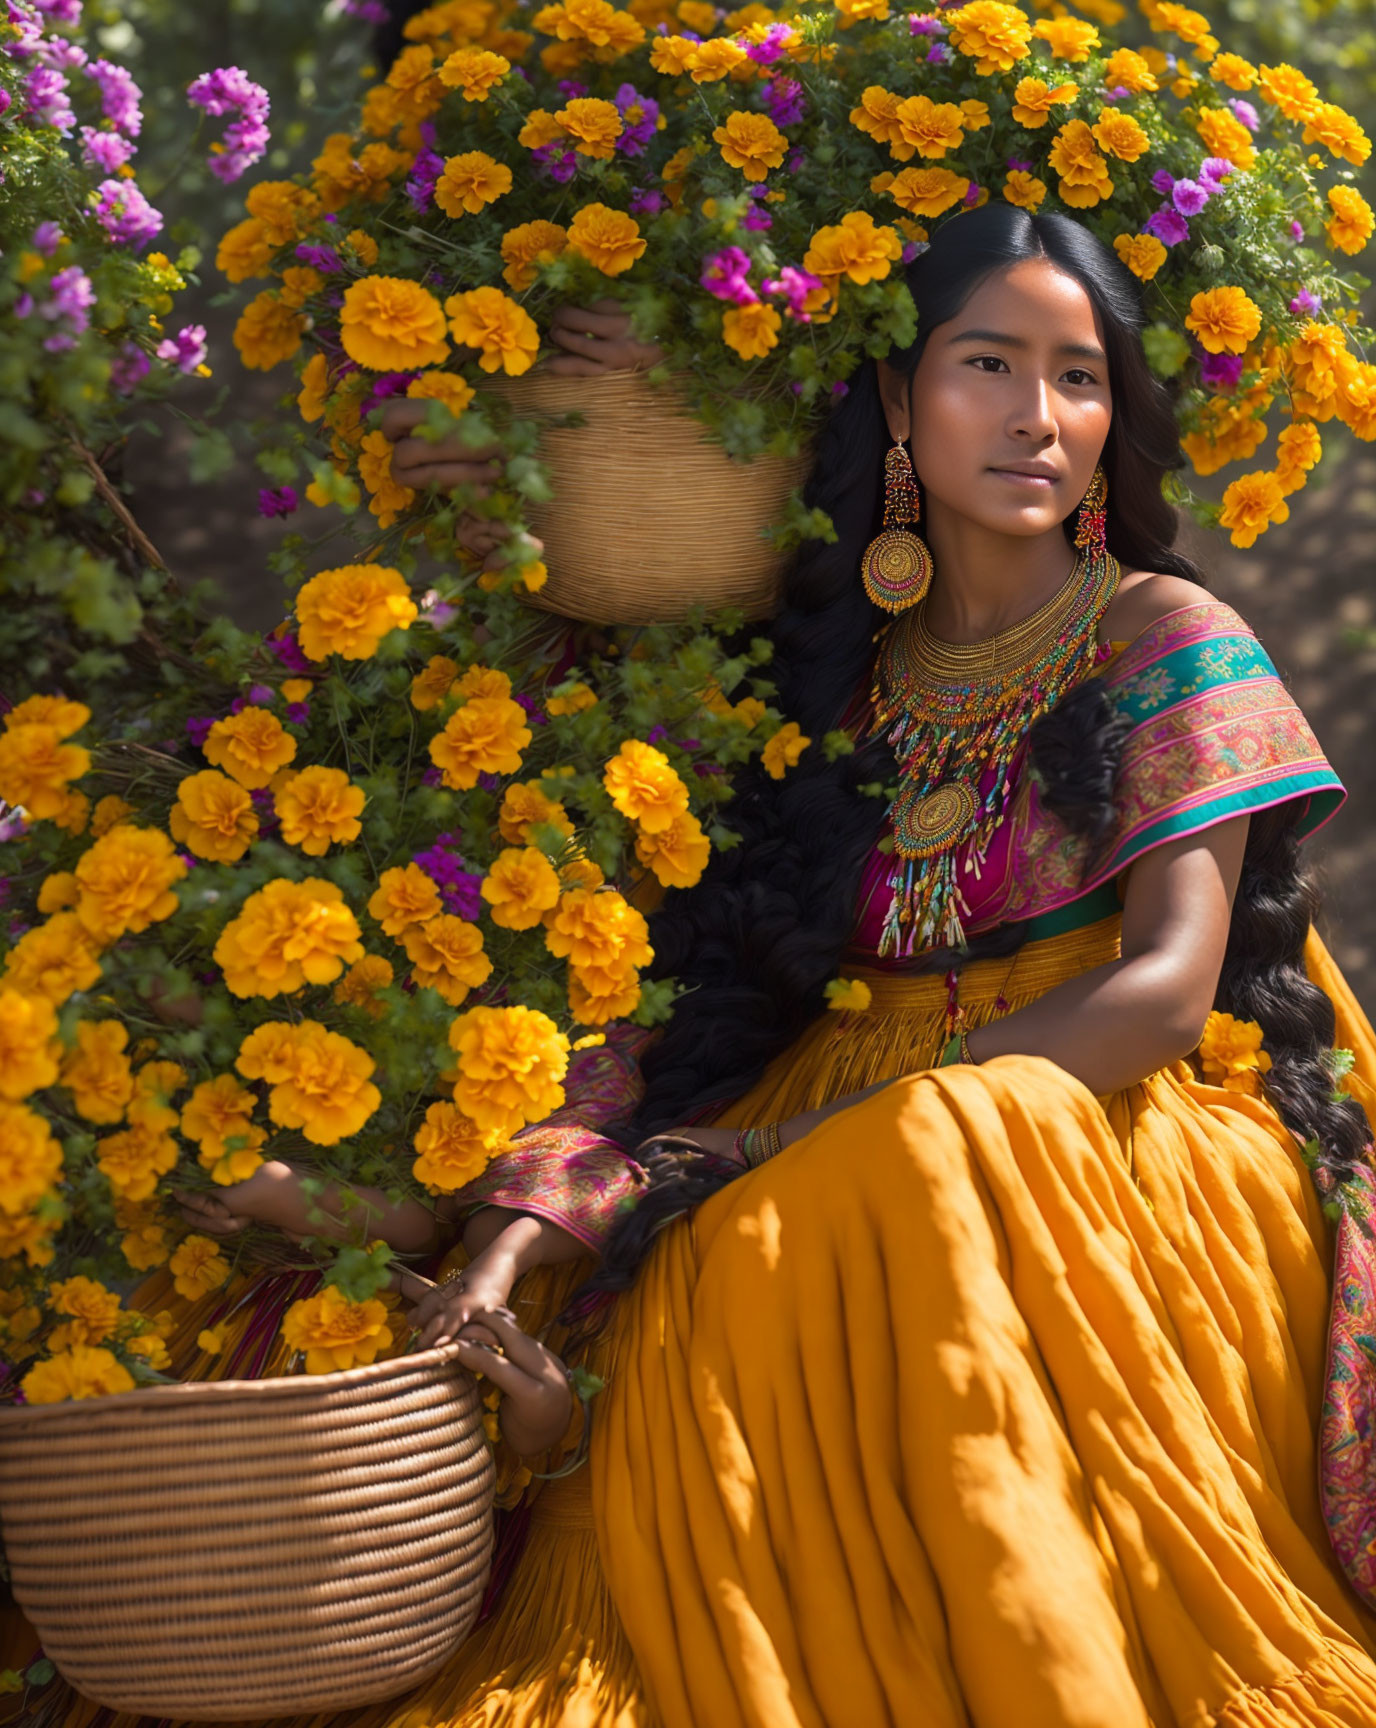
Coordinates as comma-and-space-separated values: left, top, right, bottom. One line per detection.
1009, 373, 1058, 443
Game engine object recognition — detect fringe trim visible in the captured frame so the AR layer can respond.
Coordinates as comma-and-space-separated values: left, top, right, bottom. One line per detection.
1212, 1641, 1376, 1727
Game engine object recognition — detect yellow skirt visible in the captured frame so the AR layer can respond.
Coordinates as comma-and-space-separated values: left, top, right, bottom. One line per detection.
28, 920, 1376, 1728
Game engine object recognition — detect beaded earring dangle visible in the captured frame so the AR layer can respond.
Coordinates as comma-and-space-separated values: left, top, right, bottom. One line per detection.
860, 438, 934, 613
1073, 463, 1109, 560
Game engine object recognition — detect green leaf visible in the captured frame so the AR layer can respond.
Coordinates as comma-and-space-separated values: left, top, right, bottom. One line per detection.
24, 1658, 56, 1688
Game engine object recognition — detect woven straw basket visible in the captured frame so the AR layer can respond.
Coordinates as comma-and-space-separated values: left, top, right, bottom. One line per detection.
495, 368, 814, 625
0, 1342, 495, 1720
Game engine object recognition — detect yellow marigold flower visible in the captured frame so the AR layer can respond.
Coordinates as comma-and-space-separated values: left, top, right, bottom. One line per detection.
1033, 15, 1098, 59
246, 179, 320, 245
457, 664, 513, 701
887, 94, 966, 162
203, 707, 298, 789
3, 913, 102, 1005
803, 211, 903, 294
1102, 47, 1156, 92
649, 33, 699, 75
91, 794, 135, 837
1181, 397, 1268, 476
344, 228, 380, 265
1185, 286, 1262, 355
262, 1021, 381, 1145
180, 1074, 257, 1159
1047, 118, 1113, 206
1303, 102, 1371, 168
170, 1233, 232, 1301
1009, 76, 1078, 127
547, 680, 598, 716
295, 564, 419, 662
851, 86, 904, 149
1287, 321, 1351, 405
233, 291, 306, 372
1208, 51, 1255, 90
447, 1004, 569, 1138
519, 107, 568, 149
429, 696, 532, 789
48, 1275, 121, 1347
603, 738, 689, 833
0, 1101, 61, 1215
712, 111, 787, 180
482, 847, 562, 931
1112, 232, 1167, 281
439, 44, 510, 96
0, 721, 89, 821
946, 0, 1032, 74
687, 37, 749, 81
1326, 185, 1374, 257
385, 41, 445, 119
0, 1205, 59, 1265
499, 780, 574, 844
1002, 169, 1048, 210
1257, 61, 1319, 124
500, 219, 568, 291
369, 864, 443, 936
22, 1345, 134, 1404
202, 1121, 268, 1187
412, 1100, 505, 1193
634, 808, 710, 889
333, 953, 395, 1018
1197, 1009, 1273, 1091
298, 351, 331, 424
721, 301, 782, 360
825, 977, 873, 1011
357, 427, 418, 529
564, 203, 647, 277
444, 285, 541, 373
278, 265, 323, 309
74, 827, 185, 943
124, 1331, 172, 1371
960, 98, 990, 129
403, 913, 493, 1005
282, 1284, 394, 1374
4, 693, 86, 735
411, 655, 459, 711
0, 989, 60, 1100
128, 1060, 184, 1135
216, 216, 274, 283
281, 678, 313, 704
1149, 0, 1217, 56
1092, 107, 1149, 162
1335, 361, 1376, 441
168, 769, 259, 864
555, 96, 623, 159
36, 871, 77, 914
97, 1121, 179, 1202
235, 1021, 305, 1085
762, 720, 811, 778
568, 962, 641, 1026
1219, 471, 1289, 548
273, 766, 366, 857
406, 371, 475, 418
544, 886, 653, 974
434, 150, 514, 218
1274, 420, 1322, 493
215, 877, 363, 999
52, 789, 90, 836
62, 1020, 133, 1125
198, 1326, 226, 1355
1195, 106, 1256, 171
121, 1217, 168, 1270
339, 276, 449, 372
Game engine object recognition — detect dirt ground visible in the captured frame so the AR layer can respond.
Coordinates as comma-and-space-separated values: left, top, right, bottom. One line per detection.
127, 368, 1376, 1013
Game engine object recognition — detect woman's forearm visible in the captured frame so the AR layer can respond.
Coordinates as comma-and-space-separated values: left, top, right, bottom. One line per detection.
229, 1162, 442, 1254
461, 1206, 590, 1273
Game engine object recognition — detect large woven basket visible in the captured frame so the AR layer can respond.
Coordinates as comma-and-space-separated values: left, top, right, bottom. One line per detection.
494, 368, 814, 625
0, 1342, 495, 1720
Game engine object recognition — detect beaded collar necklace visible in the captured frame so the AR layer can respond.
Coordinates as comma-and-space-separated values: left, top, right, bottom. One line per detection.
870, 544, 1120, 958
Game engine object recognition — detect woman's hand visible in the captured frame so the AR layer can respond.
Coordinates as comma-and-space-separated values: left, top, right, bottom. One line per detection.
379, 399, 504, 496
407, 1248, 519, 1349
455, 1305, 575, 1458
635, 1126, 743, 1165
172, 1160, 301, 1237
543, 298, 664, 377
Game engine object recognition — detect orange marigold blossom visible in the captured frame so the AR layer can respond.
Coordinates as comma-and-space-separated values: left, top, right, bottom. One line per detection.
499, 780, 573, 844
198, 1326, 226, 1355
1195, 106, 1255, 171
1009, 76, 1078, 126
1326, 186, 1374, 256
297, 351, 330, 423
124, 1332, 171, 1372
875, 166, 969, 218
245, 180, 319, 245
446, 1004, 569, 1138
169, 1234, 231, 1302
47, 1275, 121, 1348
368, 863, 443, 936
803, 212, 903, 294
61, 1020, 133, 1124
945, 0, 1032, 74
546, 680, 597, 716
1002, 170, 1047, 210
333, 954, 395, 1018
0, 722, 90, 821
1184, 286, 1262, 355
1257, 61, 1319, 123
1303, 102, 1371, 168
127, 1060, 184, 1135
22, 1345, 134, 1404
274, 767, 366, 856
544, 887, 653, 973
634, 808, 711, 889
259, 1022, 381, 1145
5, 693, 89, 735
402, 914, 493, 1005
180, 1074, 257, 1158
457, 664, 513, 701
74, 827, 186, 942
216, 217, 273, 283
412, 1100, 506, 1193
1218, 471, 1289, 548
0, 990, 60, 1100
357, 430, 417, 530
282, 1285, 394, 1374
722, 300, 781, 360
569, 964, 641, 1026
1197, 1009, 1273, 1091
439, 45, 510, 97
850, 85, 904, 148
295, 564, 419, 662
233, 292, 306, 371
122, 1220, 169, 1271
2, 914, 102, 1004
564, 203, 646, 277
1103, 47, 1157, 92
339, 276, 449, 371
1092, 108, 1149, 162
434, 150, 513, 217
1275, 421, 1322, 494
0, 1100, 62, 1214
214, 877, 364, 999
203, 707, 298, 789
482, 847, 562, 930
556, 96, 623, 158
37, 871, 77, 914
202, 1122, 269, 1187
1151, 1, 1217, 57
1033, 15, 1098, 59
602, 738, 689, 832
169, 770, 259, 863
763, 720, 811, 778
444, 285, 541, 374
96, 1122, 179, 1202
687, 38, 748, 81
1113, 233, 1167, 281
518, 107, 567, 149
1208, 51, 1255, 90
501, 219, 569, 290
406, 371, 476, 416
429, 696, 532, 789
1335, 362, 1376, 441
1287, 321, 1352, 404
1047, 119, 1113, 207
235, 1021, 308, 1085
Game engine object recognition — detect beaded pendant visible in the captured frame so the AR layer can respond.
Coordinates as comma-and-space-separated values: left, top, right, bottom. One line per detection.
871, 544, 1119, 958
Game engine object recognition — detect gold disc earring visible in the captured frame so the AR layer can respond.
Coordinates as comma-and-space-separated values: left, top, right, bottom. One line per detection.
861, 439, 934, 613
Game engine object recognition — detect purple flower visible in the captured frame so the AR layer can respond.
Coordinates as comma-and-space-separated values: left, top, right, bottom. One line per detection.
186, 65, 270, 183
363, 370, 419, 413
909, 10, 947, 30
1149, 168, 1176, 197
24, 65, 74, 131
702, 246, 757, 305
1289, 219, 1306, 243
1171, 178, 1209, 216
1197, 350, 1244, 390
762, 74, 805, 127
155, 323, 207, 373
405, 145, 444, 213
80, 125, 135, 172
86, 57, 142, 136
32, 220, 63, 255
763, 264, 823, 321
341, 0, 388, 19
514, 692, 547, 725
925, 42, 951, 63
613, 82, 659, 155
268, 629, 310, 673
36, 31, 86, 73
0, 89, 9, 116
962, 181, 982, 207
743, 208, 773, 232
249, 789, 280, 838
109, 341, 150, 394
295, 241, 342, 273
38, 263, 94, 351
258, 486, 299, 518
1144, 205, 1190, 247
247, 683, 274, 705
556, 79, 588, 100
1103, 84, 1129, 101
532, 142, 577, 182
1290, 287, 1322, 316
1198, 156, 1234, 188
185, 715, 215, 748
647, 724, 669, 745
93, 176, 163, 248
830, 380, 849, 398
745, 22, 794, 63
1007, 156, 1032, 172
13, 291, 33, 320
35, 0, 82, 23
286, 701, 310, 725
1228, 98, 1259, 133
628, 185, 664, 216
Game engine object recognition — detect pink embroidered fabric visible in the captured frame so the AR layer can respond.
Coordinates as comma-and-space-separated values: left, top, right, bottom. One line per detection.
1320, 1165, 1376, 1612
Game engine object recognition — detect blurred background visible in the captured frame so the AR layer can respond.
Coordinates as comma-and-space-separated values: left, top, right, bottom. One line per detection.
110, 0, 1376, 1003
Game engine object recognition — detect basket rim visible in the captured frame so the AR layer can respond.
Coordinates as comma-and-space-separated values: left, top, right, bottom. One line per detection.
0, 1341, 469, 1428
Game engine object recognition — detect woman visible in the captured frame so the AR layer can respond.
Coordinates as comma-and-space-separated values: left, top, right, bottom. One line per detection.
55, 202, 1376, 1728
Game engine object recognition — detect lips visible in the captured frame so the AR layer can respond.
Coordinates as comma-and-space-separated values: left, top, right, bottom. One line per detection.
989, 465, 1059, 480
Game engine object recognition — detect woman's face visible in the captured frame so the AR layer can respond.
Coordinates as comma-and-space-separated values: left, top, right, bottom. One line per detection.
888, 255, 1113, 539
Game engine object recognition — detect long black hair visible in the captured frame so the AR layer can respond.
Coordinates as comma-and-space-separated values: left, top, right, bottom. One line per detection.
578, 203, 1370, 1298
